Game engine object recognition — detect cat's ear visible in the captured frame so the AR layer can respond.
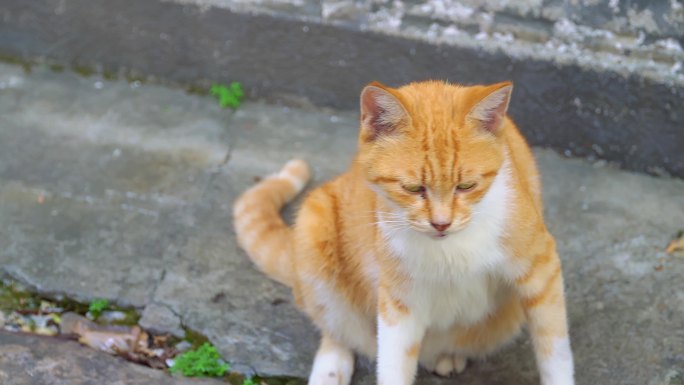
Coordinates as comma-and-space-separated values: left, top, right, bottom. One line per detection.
360, 82, 410, 141
466, 81, 513, 135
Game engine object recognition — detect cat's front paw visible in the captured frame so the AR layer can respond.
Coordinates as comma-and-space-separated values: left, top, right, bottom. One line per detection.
432, 354, 468, 377
307, 347, 354, 385
308, 364, 352, 385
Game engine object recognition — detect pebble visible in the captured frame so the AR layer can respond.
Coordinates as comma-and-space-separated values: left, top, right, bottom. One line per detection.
34, 326, 58, 336
174, 340, 192, 352
98, 310, 127, 323
31, 315, 54, 329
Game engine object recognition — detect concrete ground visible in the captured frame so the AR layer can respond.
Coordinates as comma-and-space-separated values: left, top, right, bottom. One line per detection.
0, 62, 682, 384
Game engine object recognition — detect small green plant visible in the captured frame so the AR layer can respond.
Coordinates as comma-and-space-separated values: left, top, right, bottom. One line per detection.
210, 82, 244, 109
242, 377, 258, 385
88, 298, 109, 318
170, 342, 229, 377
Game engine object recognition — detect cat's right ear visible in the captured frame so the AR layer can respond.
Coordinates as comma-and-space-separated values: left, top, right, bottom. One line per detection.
360, 82, 410, 142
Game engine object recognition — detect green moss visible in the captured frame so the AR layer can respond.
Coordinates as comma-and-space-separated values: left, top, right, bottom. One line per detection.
170, 342, 229, 377
72, 65, 95, 77
102, 70, 118, 81
125, 75, 146, 84
258, 377, 306, 385
187, 327, 210, 347
225, 373, 305, 385
242, 377, 257, 385
0, 280, 137, 324
185, 84, 209, 96
0, 281, 42, 312
54, 296, 89, 315
107, 308, 140, 326
49, 64, 65, 73
0, 54, 33, 73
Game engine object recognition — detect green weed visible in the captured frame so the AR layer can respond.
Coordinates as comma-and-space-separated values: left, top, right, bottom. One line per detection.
170, 342, 229, 377
88, 298, 109, 319
210, 82, 244, 109
242, 377, 257, 385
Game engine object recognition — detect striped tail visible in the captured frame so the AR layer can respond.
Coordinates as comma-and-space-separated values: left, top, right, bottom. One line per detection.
233, 159, 310, 287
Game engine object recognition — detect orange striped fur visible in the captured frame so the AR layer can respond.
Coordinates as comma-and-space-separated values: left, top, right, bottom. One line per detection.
234, 81, 574, 385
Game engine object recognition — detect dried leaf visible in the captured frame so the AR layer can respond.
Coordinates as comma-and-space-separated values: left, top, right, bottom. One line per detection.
666, 231, 684, 256
78, 326, 145, 354
60, 312, 149, 354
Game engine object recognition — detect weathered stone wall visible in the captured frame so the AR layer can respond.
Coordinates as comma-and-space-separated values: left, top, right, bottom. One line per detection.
173, 0, 684, 86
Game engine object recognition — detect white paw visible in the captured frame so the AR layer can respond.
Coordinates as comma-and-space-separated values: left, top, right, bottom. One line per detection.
453, 355, 467, 374
433, 354, 468, 377
307, 349, 354, 385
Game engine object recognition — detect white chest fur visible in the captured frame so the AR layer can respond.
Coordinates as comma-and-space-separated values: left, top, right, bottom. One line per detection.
379, 161, 513, 330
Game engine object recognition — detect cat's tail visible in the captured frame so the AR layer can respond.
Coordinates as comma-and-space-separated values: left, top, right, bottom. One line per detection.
233, 159, 310, 287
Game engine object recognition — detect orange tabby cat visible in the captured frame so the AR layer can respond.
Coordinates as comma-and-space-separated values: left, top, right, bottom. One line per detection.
233, 81, 574, 385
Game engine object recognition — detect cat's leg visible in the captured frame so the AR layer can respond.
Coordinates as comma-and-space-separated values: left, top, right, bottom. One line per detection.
308, 335, 355, 385
376, 287, 425, 385
514, 235, 574, 385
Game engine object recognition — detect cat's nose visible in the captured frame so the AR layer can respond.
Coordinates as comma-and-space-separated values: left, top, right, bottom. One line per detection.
430, 222, 451, 232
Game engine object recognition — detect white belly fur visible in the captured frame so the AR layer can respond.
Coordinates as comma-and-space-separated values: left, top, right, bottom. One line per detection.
381, 159, 513, 340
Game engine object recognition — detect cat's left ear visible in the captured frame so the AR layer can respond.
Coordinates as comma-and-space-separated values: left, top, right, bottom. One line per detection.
467, 81, 513, 135
359, 82, 411, 142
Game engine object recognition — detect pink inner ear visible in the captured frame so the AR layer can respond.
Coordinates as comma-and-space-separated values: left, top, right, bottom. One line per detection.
471, 85, 512, 134
368, 106, 395, 137
361, 89, 386, 132
360, 87, 403, 139
481, 105, 505, 133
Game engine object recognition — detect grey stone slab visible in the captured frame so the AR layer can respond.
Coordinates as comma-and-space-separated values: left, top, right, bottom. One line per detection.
0, 63, 231, 307
0, 331, 224, 385
139, 303, 185, 338
0, 62, 683, 384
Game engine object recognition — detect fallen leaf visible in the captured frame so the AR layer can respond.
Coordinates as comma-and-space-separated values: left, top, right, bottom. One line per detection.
78, 326, 147, 355
665, 231, 684, 256
61, 312, 148, 354
152, 334, 169, 346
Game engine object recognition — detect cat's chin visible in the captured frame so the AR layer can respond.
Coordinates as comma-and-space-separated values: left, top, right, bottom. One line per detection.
430, 232, 450, 240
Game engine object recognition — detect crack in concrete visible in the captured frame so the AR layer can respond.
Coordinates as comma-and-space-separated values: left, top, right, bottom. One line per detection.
148, 267, 168, 305
200, 114, 239, 201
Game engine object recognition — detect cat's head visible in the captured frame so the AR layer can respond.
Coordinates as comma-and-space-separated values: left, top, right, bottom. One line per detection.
357, 80, 512, 239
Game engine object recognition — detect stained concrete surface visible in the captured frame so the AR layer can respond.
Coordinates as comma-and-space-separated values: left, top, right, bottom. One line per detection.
0, 62, 683, 384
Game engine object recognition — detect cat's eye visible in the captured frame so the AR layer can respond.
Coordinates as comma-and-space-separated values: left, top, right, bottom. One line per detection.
456, 182, 477, 191
402, 185, 426, 194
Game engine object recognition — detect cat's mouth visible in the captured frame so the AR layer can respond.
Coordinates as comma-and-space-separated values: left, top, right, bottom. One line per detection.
431, 231, 449, 239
